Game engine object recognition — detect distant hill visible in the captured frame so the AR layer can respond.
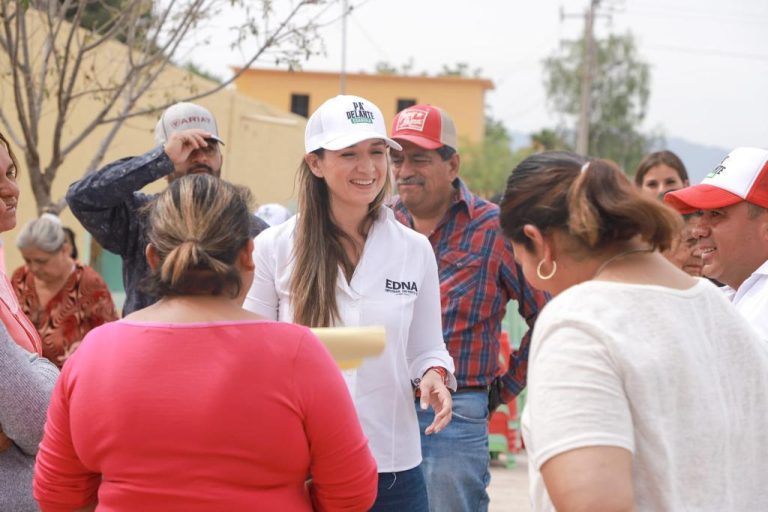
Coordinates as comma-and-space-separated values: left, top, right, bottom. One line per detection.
664, 137, 729, 184
508, 130, 531, 152
507, 130, 728, 184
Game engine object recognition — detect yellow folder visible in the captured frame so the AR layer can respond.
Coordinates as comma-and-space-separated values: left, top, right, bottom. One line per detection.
310, 326, 386, 370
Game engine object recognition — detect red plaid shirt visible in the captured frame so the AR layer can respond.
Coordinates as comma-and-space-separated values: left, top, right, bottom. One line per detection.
392, 179, 548, 401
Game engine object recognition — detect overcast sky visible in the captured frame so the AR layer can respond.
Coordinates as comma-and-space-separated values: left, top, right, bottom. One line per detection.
193, 0, 767, 151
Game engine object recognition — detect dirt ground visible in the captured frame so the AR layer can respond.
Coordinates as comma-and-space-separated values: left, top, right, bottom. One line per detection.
488, 451, 530, 512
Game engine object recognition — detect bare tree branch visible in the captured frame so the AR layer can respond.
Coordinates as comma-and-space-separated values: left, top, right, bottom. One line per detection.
0, 109, 23, 148
0, 0, 343, 213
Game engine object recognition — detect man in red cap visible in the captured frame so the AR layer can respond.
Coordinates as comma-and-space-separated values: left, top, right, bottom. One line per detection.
665, 147, 768, 341
389, 104, 548, 511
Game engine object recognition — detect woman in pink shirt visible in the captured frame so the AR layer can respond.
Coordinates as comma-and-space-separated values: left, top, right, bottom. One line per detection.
0, 128, 59, 512
34, 172, 377, 511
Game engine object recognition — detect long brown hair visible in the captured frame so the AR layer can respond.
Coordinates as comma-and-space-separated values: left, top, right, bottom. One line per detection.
0, 131, 20, 177
289, 149, 391, 327
634, 150, 689, 187
501, 151, 682, 255
141, 174, 253, 298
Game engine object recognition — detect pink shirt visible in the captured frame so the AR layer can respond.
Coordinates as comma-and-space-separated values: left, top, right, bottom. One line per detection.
0, 272, 42, 354
34, 320, 377, 511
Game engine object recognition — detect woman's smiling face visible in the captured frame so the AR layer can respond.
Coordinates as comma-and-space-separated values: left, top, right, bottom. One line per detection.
0, 144, 20, 233
307, 139, 389, 215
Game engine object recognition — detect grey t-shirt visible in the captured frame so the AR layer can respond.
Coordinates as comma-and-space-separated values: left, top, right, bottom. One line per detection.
0, 323, 58, 511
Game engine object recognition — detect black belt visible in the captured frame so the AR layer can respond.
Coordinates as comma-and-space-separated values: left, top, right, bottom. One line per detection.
454, 385, 489, 394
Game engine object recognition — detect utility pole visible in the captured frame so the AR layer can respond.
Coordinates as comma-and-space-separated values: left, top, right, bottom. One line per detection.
576, 0, 600, 155
340, 0, 348, 94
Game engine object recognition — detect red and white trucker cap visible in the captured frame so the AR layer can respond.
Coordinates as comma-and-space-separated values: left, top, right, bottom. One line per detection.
154, 102, 223, 146
304, 95, 401, 153
665, 147, 768, 214
391, 104, 458, 150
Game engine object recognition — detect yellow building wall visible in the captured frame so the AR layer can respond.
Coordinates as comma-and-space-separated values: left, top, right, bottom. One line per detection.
0, 10, 304, 278
233, 68, 493, 146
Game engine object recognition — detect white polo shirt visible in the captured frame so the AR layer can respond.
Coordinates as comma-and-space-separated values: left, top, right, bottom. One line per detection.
245, 207, 456, 473
721, 259, 768, 342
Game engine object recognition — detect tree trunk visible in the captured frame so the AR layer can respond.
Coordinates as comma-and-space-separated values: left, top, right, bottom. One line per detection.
25, 162, 57, 215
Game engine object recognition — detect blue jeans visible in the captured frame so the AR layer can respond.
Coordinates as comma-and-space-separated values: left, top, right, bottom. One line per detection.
369, 465, 429, 511
416, 391, 490, 512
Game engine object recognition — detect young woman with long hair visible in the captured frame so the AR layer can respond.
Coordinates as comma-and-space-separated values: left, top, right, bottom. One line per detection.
246, 95, 456, 511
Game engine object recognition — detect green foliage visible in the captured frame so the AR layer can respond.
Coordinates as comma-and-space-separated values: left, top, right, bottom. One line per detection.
530, 128, 571, 152
374, 61, 398, 75
60, 0, 153, 45
184, 63, 224, 84
543, 32, 662, 171
373, 59, 482, 78
460, 117, 517, 198
373, 58, 417, 76
437, 62, 482, 78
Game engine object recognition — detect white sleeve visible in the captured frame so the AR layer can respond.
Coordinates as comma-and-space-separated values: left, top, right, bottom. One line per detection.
526, 320, 634, 470
243, 231, 279, 320
405, 240, 457, 389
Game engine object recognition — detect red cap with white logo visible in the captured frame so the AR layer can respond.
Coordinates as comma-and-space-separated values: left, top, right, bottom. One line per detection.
665, 147, 768, 214
391, 104, 458, 151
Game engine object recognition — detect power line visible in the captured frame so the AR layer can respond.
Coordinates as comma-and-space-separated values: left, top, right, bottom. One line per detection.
646, 44, 768, 62
348, 11, 390, 62
627, 6, 768, 24
506, 97, 546, 120
560, 0, 605, 154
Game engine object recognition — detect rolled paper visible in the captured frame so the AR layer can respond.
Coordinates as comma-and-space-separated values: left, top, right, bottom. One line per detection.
310, 326, 386, 370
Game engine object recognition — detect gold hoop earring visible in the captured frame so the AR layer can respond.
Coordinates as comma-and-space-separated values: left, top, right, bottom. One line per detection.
536, 259, 557, 280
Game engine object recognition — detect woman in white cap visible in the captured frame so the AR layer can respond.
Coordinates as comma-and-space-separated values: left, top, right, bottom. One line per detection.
255, 202, 293, 227
246, 95, 455, 511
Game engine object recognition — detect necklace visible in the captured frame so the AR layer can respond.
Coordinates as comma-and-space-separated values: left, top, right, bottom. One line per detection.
593, 247, 653, 279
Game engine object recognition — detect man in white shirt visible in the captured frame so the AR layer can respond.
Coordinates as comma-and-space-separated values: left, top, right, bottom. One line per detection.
665, 147, 768, 340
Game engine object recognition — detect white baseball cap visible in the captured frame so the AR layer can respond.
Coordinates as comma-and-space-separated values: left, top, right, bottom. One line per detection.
304, 95, 402, 154
665, 147, 768, 214
154, 102, 224, 146
255, 203, 293, 227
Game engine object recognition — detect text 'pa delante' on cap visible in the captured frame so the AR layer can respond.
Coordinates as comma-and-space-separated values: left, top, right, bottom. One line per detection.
304, 95, 402, 154
154, 102, 224, 146
665, 147, 768, 214
390, 104, 458, 151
